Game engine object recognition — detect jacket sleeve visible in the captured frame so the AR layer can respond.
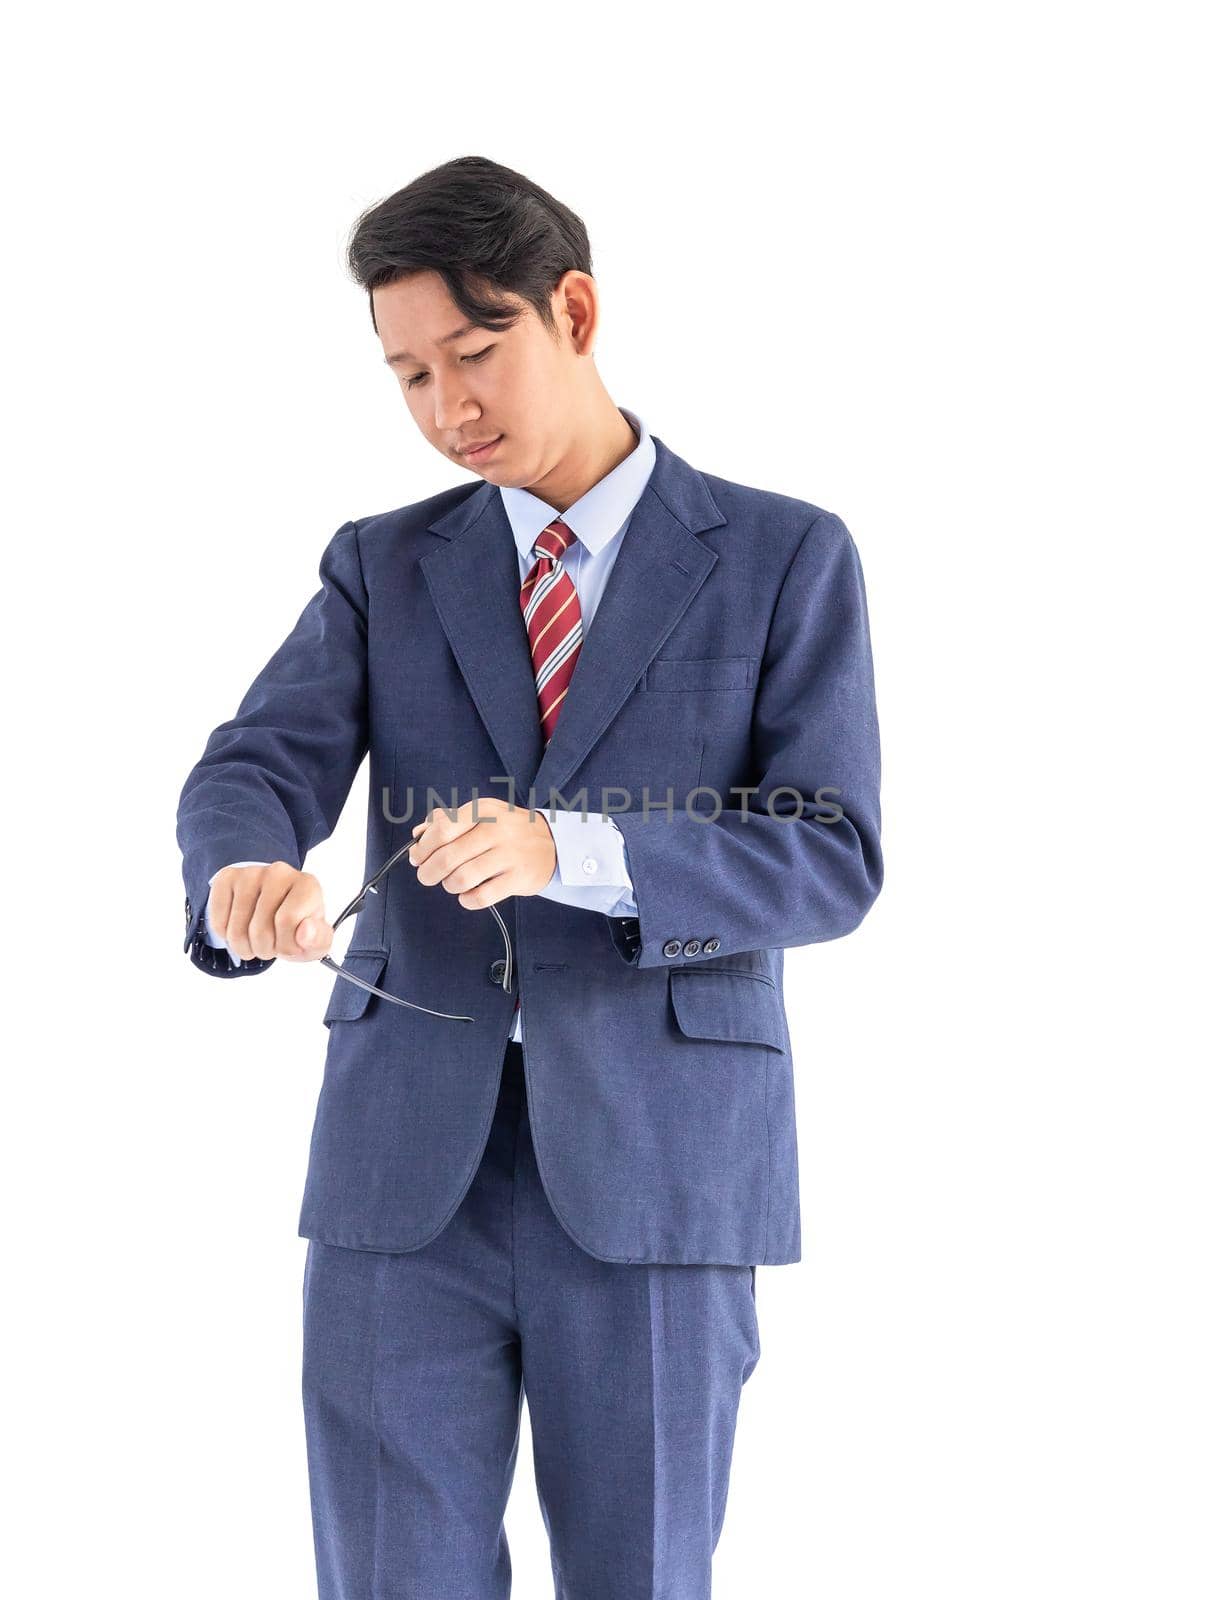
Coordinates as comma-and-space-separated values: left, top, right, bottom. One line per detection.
177, 520, 369, 977
606, 510, 883, 968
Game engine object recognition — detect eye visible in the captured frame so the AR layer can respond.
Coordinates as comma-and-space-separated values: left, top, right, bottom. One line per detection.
404, 345, 495, 391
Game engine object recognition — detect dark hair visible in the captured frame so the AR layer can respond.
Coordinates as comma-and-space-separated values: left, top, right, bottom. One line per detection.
345, 155, 593, 340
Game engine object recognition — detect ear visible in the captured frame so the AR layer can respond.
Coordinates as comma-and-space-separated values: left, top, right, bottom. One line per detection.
554, 270, 598, 356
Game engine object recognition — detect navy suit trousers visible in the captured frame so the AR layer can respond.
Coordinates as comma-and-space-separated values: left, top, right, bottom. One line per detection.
302, 1040, 762, 1599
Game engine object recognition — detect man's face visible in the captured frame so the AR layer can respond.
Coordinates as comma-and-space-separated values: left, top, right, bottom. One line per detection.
374, 269, 575, 487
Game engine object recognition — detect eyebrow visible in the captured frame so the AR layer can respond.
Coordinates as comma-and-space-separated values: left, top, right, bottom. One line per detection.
383, 322, 484, 367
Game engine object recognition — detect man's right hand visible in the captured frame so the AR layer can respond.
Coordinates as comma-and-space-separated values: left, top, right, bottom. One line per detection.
207, 862, 333, 962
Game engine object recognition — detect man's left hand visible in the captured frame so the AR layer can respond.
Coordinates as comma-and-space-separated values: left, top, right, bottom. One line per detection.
407, 798, 556, 908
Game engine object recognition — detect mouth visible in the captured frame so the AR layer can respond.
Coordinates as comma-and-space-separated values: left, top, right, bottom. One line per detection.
458, 435, 503, 463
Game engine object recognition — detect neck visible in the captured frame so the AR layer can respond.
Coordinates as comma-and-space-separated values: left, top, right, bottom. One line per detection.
525, 396, 638, 513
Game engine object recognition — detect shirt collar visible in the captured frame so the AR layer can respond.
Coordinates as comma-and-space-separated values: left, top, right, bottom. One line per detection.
499, 406, 656, 563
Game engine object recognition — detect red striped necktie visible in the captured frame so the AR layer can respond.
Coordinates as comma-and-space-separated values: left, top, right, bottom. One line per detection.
520, 517, 583, 745
510, 517, 583, 1024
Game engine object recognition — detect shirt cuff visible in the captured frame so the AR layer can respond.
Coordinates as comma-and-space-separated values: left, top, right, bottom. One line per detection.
538, 812, 638, 917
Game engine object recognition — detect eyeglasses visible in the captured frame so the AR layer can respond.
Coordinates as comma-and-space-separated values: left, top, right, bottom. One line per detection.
319, 839, 513, 1022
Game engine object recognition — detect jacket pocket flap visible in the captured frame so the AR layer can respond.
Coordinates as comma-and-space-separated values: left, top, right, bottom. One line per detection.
323, 950, 390, 1026
645, 655, 756, 691
669, 969, 787, 1051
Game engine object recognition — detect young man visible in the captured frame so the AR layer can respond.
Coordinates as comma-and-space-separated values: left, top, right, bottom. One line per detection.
178, 155, 883, 1599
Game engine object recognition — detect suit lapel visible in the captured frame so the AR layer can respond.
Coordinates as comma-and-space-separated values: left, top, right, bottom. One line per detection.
419, 489, 545, 801
419, 433, 728, 805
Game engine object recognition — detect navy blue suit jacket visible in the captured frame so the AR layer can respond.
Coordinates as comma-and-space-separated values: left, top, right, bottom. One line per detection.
177, 432, 883, 1264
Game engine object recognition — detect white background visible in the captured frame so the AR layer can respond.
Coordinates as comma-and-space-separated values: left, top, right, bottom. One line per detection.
5, 4, 1213, 1595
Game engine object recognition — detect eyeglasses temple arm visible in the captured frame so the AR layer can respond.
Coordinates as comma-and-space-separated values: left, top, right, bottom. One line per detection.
318, 954, 476, 1022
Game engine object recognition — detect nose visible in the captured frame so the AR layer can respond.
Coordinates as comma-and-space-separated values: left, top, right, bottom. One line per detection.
431, 370, 477, 433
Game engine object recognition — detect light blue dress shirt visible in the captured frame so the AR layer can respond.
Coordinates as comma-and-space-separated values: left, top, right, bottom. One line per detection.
205, 405, 653, 1040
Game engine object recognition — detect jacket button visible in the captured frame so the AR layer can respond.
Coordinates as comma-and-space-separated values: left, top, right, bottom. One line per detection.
703, 937, 721, 954
682, 939, 702, 957
662, 938, 683, 958
488, 958, 508, 986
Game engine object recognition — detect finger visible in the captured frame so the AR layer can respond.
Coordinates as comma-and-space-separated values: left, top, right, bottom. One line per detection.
281, 915, 335, 961
410, 801, 494, 865
440, 845, 510, 897
409, 817, 442, 873
457, 861, 518, 909
414, 828, 498, 888
224, 874, 268, 962
244, 865, 305, 959
274, 879, 332, 959
208, 874, 236, 942
407, 815, 445, 865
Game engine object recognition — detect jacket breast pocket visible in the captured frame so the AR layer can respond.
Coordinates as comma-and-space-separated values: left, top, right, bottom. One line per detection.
668, 968, 788, 1052
644, 655, 757, 692
322, 949, 390, 1026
